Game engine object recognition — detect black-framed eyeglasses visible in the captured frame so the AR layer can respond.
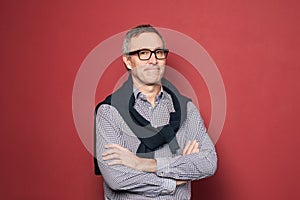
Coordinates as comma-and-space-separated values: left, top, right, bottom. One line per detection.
125, 48, 169, 61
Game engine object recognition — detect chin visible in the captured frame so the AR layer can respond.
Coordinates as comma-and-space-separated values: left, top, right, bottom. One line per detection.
145, 82, 159, 86
143, 78, 160, 85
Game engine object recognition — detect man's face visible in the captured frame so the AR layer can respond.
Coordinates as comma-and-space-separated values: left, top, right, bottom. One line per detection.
123, 32, 166, 87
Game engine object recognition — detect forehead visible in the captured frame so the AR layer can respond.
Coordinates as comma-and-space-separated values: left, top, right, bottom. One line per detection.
130, 32, 163, 51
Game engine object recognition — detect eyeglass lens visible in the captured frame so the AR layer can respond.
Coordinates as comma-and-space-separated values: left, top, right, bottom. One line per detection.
138, 49, 167, 60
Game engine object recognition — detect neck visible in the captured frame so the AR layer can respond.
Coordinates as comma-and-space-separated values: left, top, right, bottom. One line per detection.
132, 78, 161, 107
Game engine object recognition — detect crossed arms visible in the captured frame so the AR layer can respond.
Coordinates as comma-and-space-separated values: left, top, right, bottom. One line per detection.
96, 103, 217, 197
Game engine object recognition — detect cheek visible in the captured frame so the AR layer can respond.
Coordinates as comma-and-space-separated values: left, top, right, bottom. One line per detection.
158, 60, 166, 66
158, 62, 166, 70
131, 66, 142, 75
131, 59, 145, 68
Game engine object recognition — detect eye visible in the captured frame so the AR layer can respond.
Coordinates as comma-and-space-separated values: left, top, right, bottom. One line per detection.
155, 50, 164, 55
139, 50, 150, 55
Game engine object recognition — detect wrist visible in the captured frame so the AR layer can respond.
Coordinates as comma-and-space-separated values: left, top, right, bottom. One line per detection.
139, 158, 157, 172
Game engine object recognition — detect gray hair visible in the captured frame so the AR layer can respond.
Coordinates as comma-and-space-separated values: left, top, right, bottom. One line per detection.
122, 24, 166, 55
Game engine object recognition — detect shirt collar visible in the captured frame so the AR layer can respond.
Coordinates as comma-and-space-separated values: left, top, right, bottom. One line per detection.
133, 85, 164, 102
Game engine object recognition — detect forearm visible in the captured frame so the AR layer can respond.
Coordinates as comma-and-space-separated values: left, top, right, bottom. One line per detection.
96, 106, 176, 196
136, 157, 157, 172
98, 146, 177, 197
156, 134, 217, 180
152, 102, 218, 181
98, 159, 176, 197
128, 157, 189, 187
156, 149, 217, 180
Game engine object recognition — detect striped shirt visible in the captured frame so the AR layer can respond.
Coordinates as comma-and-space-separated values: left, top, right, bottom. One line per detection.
96, 87, 217, 200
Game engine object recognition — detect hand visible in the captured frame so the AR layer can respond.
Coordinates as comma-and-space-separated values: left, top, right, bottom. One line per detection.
176, 180, 188, 186
182, 140, 199, 156
102, 144, 141, 170
102, 144, 156, 172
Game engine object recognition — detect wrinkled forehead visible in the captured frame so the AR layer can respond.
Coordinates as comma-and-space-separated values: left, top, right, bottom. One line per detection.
129, 32, 164, 51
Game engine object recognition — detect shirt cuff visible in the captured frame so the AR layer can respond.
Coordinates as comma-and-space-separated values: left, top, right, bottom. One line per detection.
156, 157, 173, 177
160, 178, 176, 195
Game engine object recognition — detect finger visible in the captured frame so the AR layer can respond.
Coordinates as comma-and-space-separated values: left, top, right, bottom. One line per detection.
107, 160, 122, 166
105, 143, 122, 149
183, 140, 191, 155
190, 141, 199, 154
185, 140, 194, 155
102, 148, 119, 156
186, 140, 196, 155
102, 153, 119, 161
186, 140, 197, 155
105, 144, 130, 153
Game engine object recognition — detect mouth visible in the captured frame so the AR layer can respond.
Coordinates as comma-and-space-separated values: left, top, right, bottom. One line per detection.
144, 65, 160, 71
145, 68, 159, 71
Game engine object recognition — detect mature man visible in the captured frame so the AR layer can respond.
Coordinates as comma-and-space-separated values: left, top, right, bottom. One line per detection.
94, 25, 217, 199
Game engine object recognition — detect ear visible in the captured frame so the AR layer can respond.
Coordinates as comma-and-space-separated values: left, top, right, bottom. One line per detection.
122, 56, 132, 70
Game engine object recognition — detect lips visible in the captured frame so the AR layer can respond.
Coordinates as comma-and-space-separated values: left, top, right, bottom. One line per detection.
145, 68, 159, 71
144, 65, 160, 71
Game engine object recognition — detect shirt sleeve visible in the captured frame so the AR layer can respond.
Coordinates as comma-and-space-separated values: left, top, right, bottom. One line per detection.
96, 104, 176, 197
155, 102, 217, 180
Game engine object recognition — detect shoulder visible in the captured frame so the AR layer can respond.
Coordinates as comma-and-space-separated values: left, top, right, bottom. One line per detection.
95, 103, 120, 121
186, 101, 204, 120
187, 101, 198, 111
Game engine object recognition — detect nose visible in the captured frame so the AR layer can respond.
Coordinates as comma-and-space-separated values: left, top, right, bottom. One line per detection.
147, 52, 157, 64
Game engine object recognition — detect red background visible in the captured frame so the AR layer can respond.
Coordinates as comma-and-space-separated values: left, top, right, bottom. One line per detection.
1, 0, 299, 199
